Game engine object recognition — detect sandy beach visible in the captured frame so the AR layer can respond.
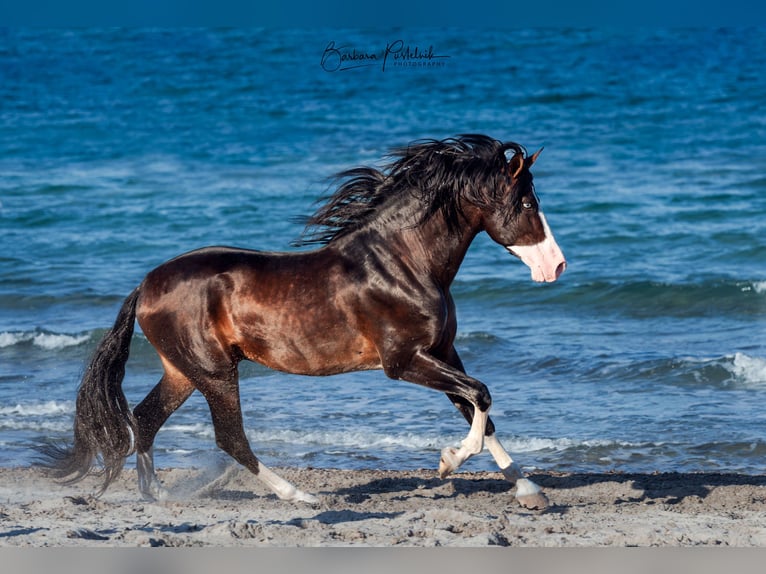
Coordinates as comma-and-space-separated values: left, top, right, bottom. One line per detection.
2, 465, 766, 547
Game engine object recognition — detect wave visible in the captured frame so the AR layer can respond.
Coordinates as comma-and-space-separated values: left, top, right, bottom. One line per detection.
0, 292, 126, 311
0, 401, 74, 435
3, 405, 638, 460
0, 327, 152, 354
5, 392, 765, 474
454, 277, 766, 319
160, 422, 642, 457
670, 352, 766, 388
0, 330, 93, 351
0, 400, 74, 417
566, 279, 765, 318
582, 352, 766, 389
729, 353, 766, 386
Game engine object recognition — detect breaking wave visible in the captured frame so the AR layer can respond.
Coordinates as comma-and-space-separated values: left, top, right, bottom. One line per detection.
0, 330, 92, 351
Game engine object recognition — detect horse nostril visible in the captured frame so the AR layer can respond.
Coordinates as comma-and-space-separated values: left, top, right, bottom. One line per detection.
555, 260, 567, 279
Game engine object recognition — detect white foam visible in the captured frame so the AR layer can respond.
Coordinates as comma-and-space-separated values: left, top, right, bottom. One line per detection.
246, 428, 442, 451
503, 436, 636, 453
0, 400, 73, 417
33, 332, 90, 350
160, 423, 636, 456
161, 423, 215, 439
0, 419, 71, 432
0, 330, 90, 350
753, 281, 766, 294
730, 353, 766, 386
0, 332, 28, 348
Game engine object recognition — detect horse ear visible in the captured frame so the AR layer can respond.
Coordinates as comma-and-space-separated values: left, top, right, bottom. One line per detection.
528, 147, 544, 168
509, 152, 525, 179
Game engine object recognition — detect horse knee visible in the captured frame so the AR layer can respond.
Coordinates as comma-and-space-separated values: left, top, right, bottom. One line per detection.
474, 385, 492, 413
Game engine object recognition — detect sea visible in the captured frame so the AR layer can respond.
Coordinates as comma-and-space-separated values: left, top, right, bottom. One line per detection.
1, 28, 765, 478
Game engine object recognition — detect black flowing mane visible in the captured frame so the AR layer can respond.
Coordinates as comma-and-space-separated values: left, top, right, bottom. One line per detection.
295, 134, 529, 246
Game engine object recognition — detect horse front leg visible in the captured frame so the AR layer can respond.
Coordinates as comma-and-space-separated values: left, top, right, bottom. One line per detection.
443, 396, 548, 510
387, 349, 492, 477
443, 349, 549, 510
438, 407, 488, 478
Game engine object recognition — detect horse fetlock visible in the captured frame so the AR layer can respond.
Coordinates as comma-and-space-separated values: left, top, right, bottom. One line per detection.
500, 461, 524, 484
460, 434, 484, 456
438, 446, 460, 478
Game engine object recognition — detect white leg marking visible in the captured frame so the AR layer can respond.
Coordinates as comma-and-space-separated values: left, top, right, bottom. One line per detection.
439, 408, 488, 478
257, 463, 319, 504
483, 434, 548, 509
462, 408, 488, 455
484, 434, 523, 482
515, 478, 543, 498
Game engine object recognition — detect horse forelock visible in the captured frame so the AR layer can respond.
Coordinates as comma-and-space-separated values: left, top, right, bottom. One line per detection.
295, 134, 533, 246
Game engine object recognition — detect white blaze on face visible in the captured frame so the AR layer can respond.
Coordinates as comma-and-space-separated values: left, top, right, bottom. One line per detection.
507, 212, 567, 283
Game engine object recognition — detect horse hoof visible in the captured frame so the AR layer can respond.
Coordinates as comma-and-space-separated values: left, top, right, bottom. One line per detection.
438, 447, 459, 478
516, 491, 549, 510
515, 478, 548, 510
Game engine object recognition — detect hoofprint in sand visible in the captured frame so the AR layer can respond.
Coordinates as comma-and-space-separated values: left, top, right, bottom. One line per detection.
2, 466, 766, 547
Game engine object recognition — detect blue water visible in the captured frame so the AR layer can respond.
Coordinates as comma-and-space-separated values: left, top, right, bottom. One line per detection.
1, 29, 765, 477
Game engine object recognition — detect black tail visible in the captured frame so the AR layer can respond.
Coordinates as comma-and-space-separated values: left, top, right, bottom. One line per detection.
39, 287, 141, 496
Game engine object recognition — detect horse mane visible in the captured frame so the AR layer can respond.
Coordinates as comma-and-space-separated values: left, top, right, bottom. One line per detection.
294, 134, 528, 246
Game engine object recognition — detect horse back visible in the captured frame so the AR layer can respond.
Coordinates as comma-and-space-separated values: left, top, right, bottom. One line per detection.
135, 246, 385, 376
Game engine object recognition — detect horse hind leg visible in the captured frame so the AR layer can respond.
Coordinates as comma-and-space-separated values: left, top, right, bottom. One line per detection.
196, 372, 319, 505
133, 367, 196, 501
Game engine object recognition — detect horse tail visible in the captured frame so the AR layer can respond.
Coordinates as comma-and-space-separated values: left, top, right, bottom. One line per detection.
39, 287, 141, 496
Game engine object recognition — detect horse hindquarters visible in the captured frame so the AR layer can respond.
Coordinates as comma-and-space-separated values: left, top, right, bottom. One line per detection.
135, 276, 319, 504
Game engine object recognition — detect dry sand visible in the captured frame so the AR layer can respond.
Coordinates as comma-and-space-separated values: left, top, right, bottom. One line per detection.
2, 465, 766, 547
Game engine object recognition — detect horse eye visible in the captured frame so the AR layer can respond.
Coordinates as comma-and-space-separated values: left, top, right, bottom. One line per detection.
522, 201, 533, 210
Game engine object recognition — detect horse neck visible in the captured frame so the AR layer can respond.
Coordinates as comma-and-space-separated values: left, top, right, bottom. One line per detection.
402, 211, 481, 287
340, 195, 483, 288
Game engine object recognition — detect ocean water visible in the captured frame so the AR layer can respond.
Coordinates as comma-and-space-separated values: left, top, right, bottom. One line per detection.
1, 28, 765, 477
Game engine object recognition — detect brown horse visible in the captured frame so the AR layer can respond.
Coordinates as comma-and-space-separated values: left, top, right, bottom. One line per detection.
41, 135, 566, 509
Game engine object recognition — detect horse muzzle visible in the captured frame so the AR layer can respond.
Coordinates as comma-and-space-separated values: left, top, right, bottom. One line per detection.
507, 213, 567, 283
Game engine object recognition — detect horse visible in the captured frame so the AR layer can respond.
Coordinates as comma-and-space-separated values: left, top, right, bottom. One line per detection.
40, 134, 566, 510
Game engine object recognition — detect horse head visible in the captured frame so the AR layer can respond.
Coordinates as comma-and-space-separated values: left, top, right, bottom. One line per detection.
481, 146, 567, 283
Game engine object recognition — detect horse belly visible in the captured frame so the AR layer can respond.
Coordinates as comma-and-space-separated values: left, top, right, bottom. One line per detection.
240, 329, 382, 376
239, 317, 381, 375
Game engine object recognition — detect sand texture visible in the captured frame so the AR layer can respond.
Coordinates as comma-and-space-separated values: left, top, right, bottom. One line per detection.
2, 466, 766, 547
